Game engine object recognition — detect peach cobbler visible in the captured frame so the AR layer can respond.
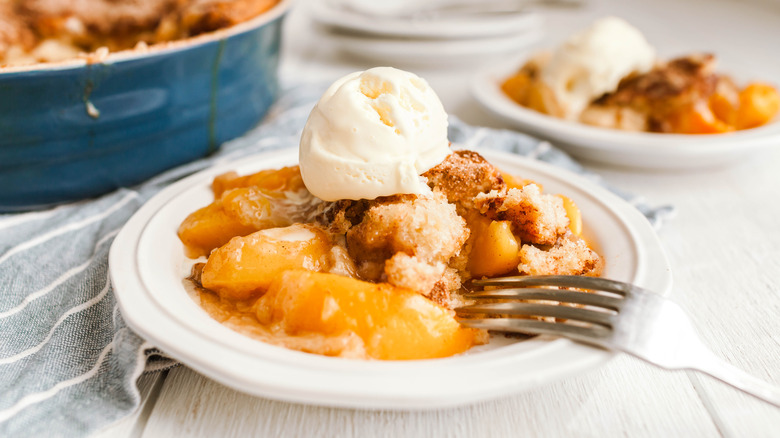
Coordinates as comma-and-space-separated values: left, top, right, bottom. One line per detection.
501, 17, 779, 134
0, 0, 279, 66
177, 68, 603, 360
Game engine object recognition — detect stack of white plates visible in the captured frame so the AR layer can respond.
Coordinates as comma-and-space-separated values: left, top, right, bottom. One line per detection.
309, 0, 545, 66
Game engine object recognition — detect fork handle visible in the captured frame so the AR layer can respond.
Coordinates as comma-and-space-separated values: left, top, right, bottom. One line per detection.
689, 350, 780, 408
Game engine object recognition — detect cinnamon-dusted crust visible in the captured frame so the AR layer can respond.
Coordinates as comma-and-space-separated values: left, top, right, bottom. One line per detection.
599, 54, 717, 108
422, 150, 506, 212
475, 185, 569, 246
345, 192, 469, 305
519, 233, 603, 277
591, 53, 724, 132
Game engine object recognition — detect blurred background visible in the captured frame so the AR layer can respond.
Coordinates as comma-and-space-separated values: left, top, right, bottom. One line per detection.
2, 0, 778, 210
283, 0, 780, 128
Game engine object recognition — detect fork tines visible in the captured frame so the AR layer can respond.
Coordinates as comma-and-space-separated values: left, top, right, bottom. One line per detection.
462, 288, 623, 310
470, 275, 632, 296
455, 275, 629, 338
456, 301, 616, 325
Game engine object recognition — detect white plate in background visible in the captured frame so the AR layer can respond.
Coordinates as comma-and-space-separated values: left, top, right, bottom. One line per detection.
109, 147, 672, 409
310, 0, 543, 40
322, 28, 542, 66
471, 59, 780, 169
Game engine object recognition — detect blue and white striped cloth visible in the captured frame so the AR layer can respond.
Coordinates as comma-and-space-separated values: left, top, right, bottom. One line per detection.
0, 84, 674, 437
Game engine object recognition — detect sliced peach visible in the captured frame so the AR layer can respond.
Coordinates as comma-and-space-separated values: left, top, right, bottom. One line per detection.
220, 187, 293, 230
500, 171, 524, 190
670, 102, 733, 134
462, 210, 492, 243
500, 171, 542, 191
213, 166, 306, 198
212, 171, 242, 198
708, 76, 740, 127
468, 220, 521, 277
736, 83, 780, 130
710, 93, 738, 127
501, 72, 532, 105
177, 201, 258, 258
256, 270, 480, 360
525, 80, 549, 114
201, 224, 332, 301
557, 194, 582, 236
179, 166, 311, 257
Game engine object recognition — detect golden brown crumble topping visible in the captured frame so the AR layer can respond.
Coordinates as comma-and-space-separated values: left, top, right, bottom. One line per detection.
475, 185, 569, 246
519, 233, 603, 276
422, 150, 506, 212
589, 54, 720, 132
345, 192, 468, 302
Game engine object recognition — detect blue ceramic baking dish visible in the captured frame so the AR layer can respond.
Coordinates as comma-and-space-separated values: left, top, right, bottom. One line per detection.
0, 0, 291, 212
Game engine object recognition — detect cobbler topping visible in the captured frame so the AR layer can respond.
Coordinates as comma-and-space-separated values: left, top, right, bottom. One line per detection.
591, 54, 720, 132
476, 185, 569, 246
422, 150, 506, 212
519, 233, 603, 276
345, 191, 468, 303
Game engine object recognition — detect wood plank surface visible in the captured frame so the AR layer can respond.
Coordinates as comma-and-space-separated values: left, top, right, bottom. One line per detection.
91, 371, 166, 438
141, 357, 719, 438
593, 149, 780, 437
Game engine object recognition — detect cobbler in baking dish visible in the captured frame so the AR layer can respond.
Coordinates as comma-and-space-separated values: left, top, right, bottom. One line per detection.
0, 0, 279, 66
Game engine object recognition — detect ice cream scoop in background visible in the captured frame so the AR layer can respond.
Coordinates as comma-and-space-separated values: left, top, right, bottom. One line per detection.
540, 16, 656, 120
299, 67, 451, 201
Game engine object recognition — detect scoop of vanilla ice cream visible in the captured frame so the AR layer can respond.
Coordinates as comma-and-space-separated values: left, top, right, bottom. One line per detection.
299, 67, 450, 201
540, 17, 656, 120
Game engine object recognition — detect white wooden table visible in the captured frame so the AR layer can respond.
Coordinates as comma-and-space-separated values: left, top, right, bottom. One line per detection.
95, 0, 780, 436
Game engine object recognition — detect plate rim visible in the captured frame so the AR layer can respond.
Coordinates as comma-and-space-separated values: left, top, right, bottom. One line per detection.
109, 146, 672, 409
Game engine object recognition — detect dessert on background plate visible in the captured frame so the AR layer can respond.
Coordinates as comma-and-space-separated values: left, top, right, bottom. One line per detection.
501, 17, 780, 134
0, 0, 279, 66
177, 67, 603, 361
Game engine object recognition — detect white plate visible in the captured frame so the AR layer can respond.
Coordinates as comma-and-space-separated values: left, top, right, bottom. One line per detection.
323, 28, 542, 66
109, 147, 672, 409
471, 59, 780, 169
310, 1, 542, 40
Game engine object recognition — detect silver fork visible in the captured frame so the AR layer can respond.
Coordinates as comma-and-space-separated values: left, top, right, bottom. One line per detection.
456, 275, 780, 407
